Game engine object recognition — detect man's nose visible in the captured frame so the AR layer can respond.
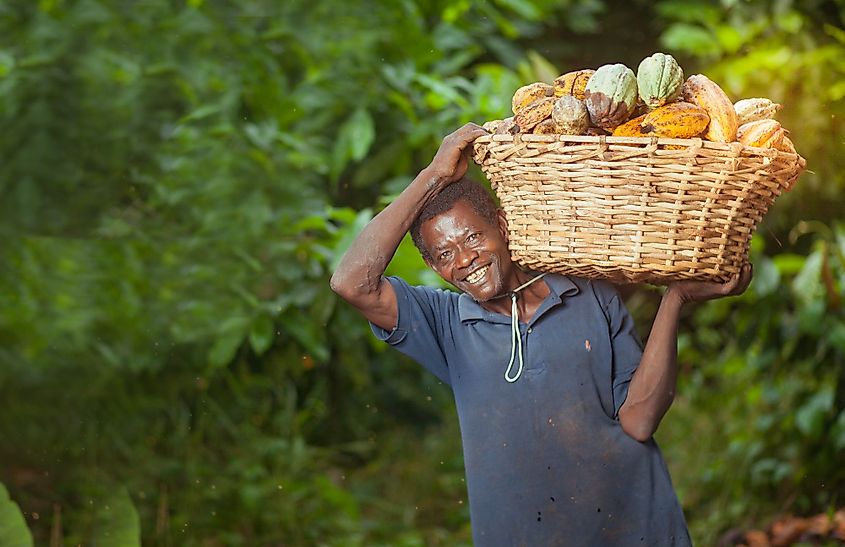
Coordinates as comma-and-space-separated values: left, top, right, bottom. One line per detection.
456, 246, 478, 269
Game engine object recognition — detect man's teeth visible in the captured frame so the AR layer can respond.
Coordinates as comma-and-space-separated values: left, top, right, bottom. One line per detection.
466, 265, 489, 284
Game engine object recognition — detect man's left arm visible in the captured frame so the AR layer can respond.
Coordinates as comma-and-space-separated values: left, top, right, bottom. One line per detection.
617, 263, 753, 442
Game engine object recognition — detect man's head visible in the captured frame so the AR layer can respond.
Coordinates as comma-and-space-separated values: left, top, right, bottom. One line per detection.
410, 178, 516, 302
410, 178, 499, 262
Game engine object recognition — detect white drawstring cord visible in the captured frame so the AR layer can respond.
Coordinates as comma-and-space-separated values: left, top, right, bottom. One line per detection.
504, 272, 547, 383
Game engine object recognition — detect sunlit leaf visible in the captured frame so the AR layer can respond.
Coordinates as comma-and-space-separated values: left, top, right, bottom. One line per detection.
775, 11, 803, 34
656, 0, 722, 25
495, 0, 541, 21
661, 23, 722, 57
714, 25, 744, 54
773, 253, 806, 276
0, 483, 32, 547
442, 0, 471, 23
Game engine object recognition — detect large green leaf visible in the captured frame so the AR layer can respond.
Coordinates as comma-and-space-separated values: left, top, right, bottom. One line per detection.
91, 487, 141, 547
331, 108, 376, 181
0, 483, 32, 547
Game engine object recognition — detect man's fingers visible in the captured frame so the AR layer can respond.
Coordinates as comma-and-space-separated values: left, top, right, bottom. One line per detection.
451, 123, 490, 143
459, 128, 491, 145
737, 263, 753, 293
725, 263, 753, 296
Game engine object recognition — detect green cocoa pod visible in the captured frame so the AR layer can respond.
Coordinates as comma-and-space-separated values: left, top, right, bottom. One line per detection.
583, 63, 638, 131
551, 95, 589, 135
636, 52, 684, 109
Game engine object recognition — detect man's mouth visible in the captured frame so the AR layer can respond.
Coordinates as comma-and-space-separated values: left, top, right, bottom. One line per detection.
464, 265, 490, 285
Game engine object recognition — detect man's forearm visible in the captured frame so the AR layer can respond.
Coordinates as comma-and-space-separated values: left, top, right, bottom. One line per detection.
330, 168, 444, 297
618, 289, 685, 442
618, 265, 753, 441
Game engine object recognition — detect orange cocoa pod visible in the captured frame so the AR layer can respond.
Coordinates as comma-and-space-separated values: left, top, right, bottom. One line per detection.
512, 82, 554, 115
737, 119, 785, 148
641, 102, 710, 138
681, 74, 738, 142
611, 114, 648, 137
514, 96, 556, 132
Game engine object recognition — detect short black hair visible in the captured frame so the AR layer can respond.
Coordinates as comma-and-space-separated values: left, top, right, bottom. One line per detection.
410, 177, 500, 263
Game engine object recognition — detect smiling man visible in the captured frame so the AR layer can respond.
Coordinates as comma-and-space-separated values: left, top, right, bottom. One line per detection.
330, 123, 751, 546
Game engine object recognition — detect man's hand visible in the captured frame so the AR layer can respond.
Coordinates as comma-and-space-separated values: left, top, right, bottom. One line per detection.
426, 122, 489, 186
666, 263, 753, 305
331, 122, 488, 332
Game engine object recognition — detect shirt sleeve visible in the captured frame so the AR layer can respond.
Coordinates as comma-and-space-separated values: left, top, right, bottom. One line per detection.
595, 282, 644, 417
369, 276, 452, 386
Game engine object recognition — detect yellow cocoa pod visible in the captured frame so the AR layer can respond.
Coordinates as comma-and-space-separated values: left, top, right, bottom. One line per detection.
640, 102, 710, 138
737, 119, 785, 148
734, 97, 783, 126
681, 74, 738, 142
514, 97, 556, 132
611, 114, 648, 137
553, 69, 595, 100
512, 82, 554, 115
532, 118, 558, 134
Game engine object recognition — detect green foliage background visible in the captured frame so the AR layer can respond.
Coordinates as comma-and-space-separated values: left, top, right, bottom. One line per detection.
0, 0, 843, 545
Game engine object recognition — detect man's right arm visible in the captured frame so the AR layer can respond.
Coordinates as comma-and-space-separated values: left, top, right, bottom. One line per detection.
329, 123, 488, 332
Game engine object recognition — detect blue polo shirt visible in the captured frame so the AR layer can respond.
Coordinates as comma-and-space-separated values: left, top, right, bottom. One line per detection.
371, 274, 692, 546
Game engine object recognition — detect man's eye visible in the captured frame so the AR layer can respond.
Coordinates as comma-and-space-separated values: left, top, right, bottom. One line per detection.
439, 251, 452, 261
467, 233, 479, 243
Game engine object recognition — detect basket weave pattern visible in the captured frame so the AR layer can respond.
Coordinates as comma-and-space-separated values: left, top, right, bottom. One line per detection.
472, 134, 806, 284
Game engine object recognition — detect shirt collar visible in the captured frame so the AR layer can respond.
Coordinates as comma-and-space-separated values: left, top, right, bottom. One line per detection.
457, 274, 580, 323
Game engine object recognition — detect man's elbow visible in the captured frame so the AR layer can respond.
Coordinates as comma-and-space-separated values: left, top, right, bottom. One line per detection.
617, 405, 662, 443
619, 419, 655, 443
329, 271, 345, 295
330, 270, 376, 305
329, 270, 357, 300
618, 391, 675, 442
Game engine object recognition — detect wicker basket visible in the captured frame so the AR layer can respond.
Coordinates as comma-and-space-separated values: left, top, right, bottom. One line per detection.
472, 134, 806, 284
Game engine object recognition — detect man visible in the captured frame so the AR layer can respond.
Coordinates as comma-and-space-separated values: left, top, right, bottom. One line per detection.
330, 123, 751, 546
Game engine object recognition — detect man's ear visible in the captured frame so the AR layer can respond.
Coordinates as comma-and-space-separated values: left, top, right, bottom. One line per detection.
420, 245, 437, 271
496, 209, 508, 242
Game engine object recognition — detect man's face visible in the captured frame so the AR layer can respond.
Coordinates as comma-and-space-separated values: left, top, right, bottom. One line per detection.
420, 199, 515, 302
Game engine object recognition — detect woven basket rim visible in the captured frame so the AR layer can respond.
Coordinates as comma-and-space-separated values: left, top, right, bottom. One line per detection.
474, 133, 805, 163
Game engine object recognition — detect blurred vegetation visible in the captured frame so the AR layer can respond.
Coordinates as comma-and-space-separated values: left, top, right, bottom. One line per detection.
0, 0, 843, 545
